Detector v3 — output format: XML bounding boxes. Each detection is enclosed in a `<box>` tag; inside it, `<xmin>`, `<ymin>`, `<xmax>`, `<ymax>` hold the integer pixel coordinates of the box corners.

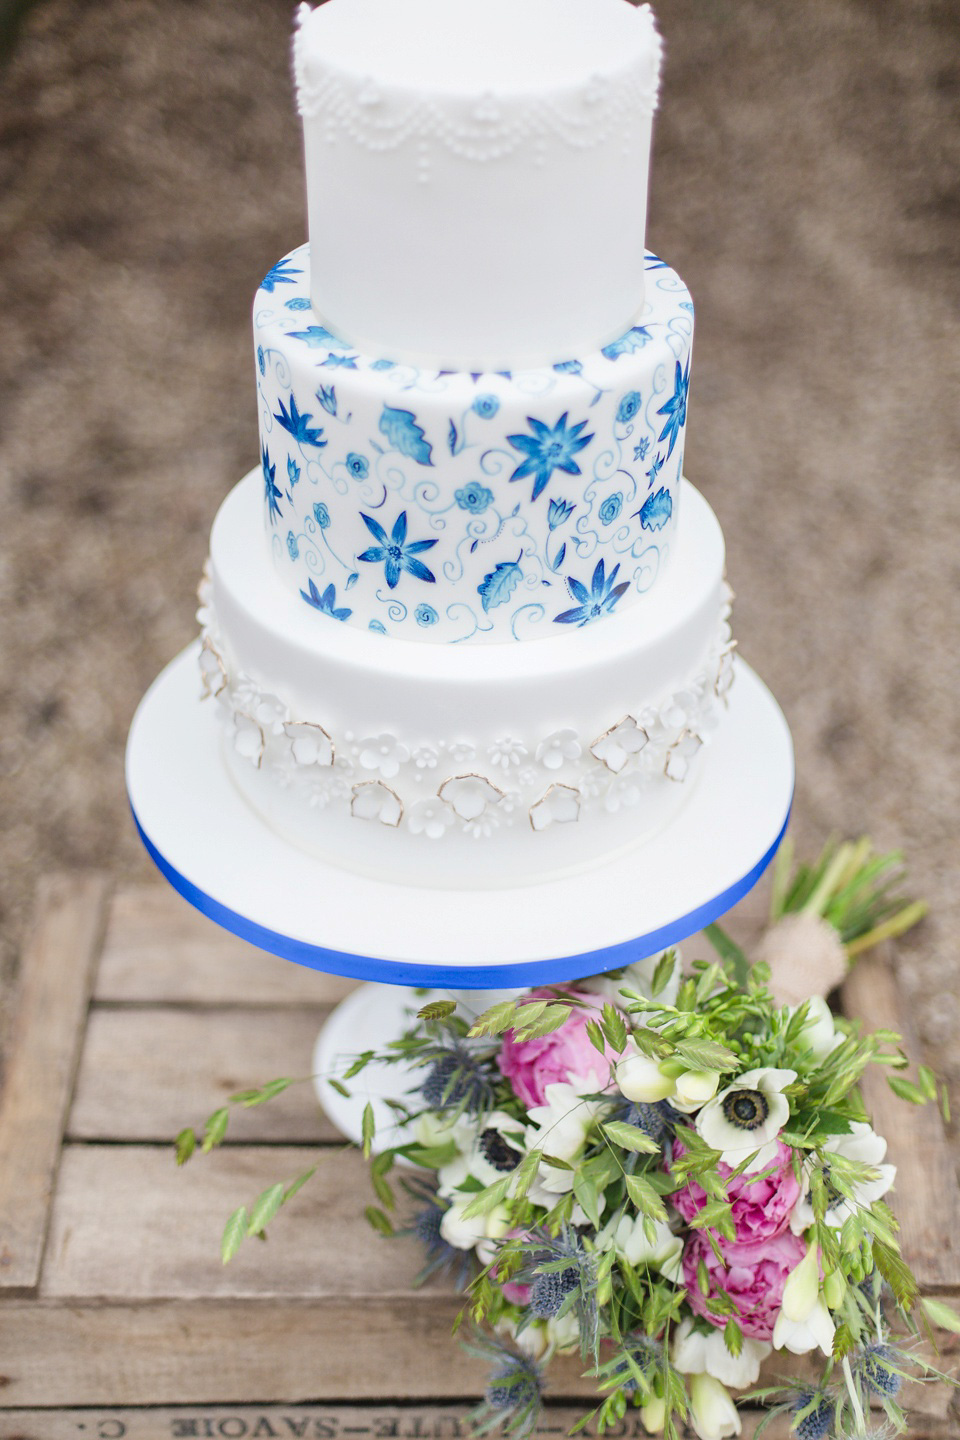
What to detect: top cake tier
<box><xmin>294</xmin><ymin>0</ymin><xmax>662</xmax><ymax>371</ymax></box>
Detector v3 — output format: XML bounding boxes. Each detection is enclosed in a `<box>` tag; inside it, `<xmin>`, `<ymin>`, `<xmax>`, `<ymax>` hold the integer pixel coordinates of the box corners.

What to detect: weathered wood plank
<box><xmin>0</xmin><ymin>873</ymin><xmax>111</xmax><ymax>1294</ymax></box>
<box><xmin>841</xmin><ymin>953</ymin><xmax>960</xmax><ymax>1291</ymax></box>
<box><xmin>0</xmin><ymin>1405</ymin><xmax>805</xmax><ymax>1440</ymax></box>
<box><xmin>69</xmin><ymin>1007</ymin><xmax>340</xmax><ymax>1144</ymax></box>
<box><xmin>96</xmin><ymin>886</ymin><xmax>356</xmax><ymax>1006</ymax></box>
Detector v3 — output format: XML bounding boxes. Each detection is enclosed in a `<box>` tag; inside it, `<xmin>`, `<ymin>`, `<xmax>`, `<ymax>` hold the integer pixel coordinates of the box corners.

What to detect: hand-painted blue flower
<box><xmin>274</xmin><ymin>393</ymin><xmax>327</xmax><ymax>448</ymax></box>
<box><xmin>553</xmin><ymin>359</ymin><xmax>582</xmax><ymax>376</ymax></box>
<box><xmin>313</xmin><ymin>502</ymin><xmax>331</xmax><ymax>529</ymax></box>
<box><xmin>599</xmin><ymin>492</ymin><xmax>623</xmax><ymax>526</ymax></box>
<box><xmin>300</xmin><ymin>579</ymin><xmax>352</xmax><ymax>622</ymax></box>
<box><xmin>322</xmin><ymin>353</ymin><xmax>358</xmax><ymax>369</ymax></box>
<box><xmin>633</xmin><ymin>436</ymin><xmax>650</xmax><ymax>462</ymax></box>
<box><xmin>257</xmin><ymin>345</ymin><xmax>265</xmax><ymax>376</ymax></box>
<box><xmin>260</xmin><ymin>258</ymin><xmax>302</xmax><ymax>292</ymax></box>
<box><xmin>547</xmin><ymin>498</ymin><xmax>575</xmax><ymax>530</ymax></box>
<box><xmin>602</xmin><ymin>326</ymin><xmax>651</xmax><ymax>361</ymax></box>
<box><xmin>455</xmin><ymin>482</ymin><xmax>493</xmax><ymax>514</ymax></box>
<box><xmin>554</xmin><ymin>559</ymin><xmax>630</xmax><ymax>626</ymax></box>
<box><xmin>646</xmin><ymin>453</ymin><xmax>664</xmax><ymax>486</ymax></box>
<box><xmin>316</xmin><ymin>384</ymin><xmax>337</xmax><ymax>417</ymax></box>
<box><xmin>657</xmin><ymin>358</ymin><xmax>690</xmax><ymax>459</ymax></box>
<box><xmin>262</xmin><ymin>444</ymin><xmax>282</xmax><ymax>525</ymax></box>
<box><xmin>346</xmin><ymin>452</ymin><xmax>369</xmax><ymax>479</ymax></box>
<box><xmin>357</xmin><ymin>511</ymin><xmax>438</xmax><ymax>589</ymax></box>
<box><xmin>286</xmin><ymin>324</ymin><xmax>351</xmax><ymax>350</ymax></box>
<box><xmin>508</xmin><ymin>413</ymin><xmax>594</xmax><ymax>502</ymax></box>
<box><xmin>286</xmin><ymin>531</ymin><xmax>299</xmax><ymax>561</ymax></box>
<box><xmin>370</xmin><ymin>358</ymin><xmax>397</xmax><ymax>372</ymax></box>
<box><xmin>616</xmin><ymin>391</ymin><xmax>642</xmax><ymax>424</ymax></box>
<box><xmin>284</xmin><ymin>296</ymin><xmax>311</xmax><ymax>311</ymax></box>
<box><xmin>415</xmin><ymin>603</ymin><xmax>439</xmax><ymax>627</ymax></box>
<box><xmin>369</xmin><ymin>619</ymin><xmax>387</xmax><ymax>634</ymax></box>
<box><xmin>472</xmin><ymin>393</ymin><xmax>500</xmax><ymax>419</ymax></box>
<box><xmin>379</xmin><ymin>406</ymin><xmax>434</xmax><ymax>466</ymax></box>
<box><xmin>637</xmin><ymin>486</ymin><xmax>673</xmax><ymax>532</ymax></box>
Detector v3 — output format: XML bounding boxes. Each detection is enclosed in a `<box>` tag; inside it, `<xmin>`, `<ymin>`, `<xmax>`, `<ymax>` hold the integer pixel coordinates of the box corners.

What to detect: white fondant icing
<box><xmin>200</xmin><ymin>472</ymin><xmax>733</xmax><ymax>888</ymax></box>
<box><xmin>255</xmin><ymin>245</ymin><xmax>692</xmax><ymax>644</ymax></box>
<box><xmin>294</xmin><ymin>0</ymin><xmax>661</xmax><ymax>367</ymax></box>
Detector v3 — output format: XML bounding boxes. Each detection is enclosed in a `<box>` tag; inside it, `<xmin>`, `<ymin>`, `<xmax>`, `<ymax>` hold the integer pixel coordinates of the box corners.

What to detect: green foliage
<box><xmin>416</xmin><ymin>999</ymin><xmax>458</xmax><ymax>1021</ymax></box>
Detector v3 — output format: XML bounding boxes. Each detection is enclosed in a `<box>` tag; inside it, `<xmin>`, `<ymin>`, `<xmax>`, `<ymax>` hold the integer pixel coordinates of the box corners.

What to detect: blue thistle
<box><xmin>466</xmin><ymin>1334</ymin><xmax>544</xmax><ymax>1439</ymax></box>
<box><xmin>791</xmin><ymin>1391</ymin><xmax>835</xmax><ymax>1440</ymax></box>
<box><xmin>859</xmin><ymin>1342</ymin><xmax>903</xmax><ymax>1398</ymax></box>
<box><xmin>416</xmin><ymin>1039</ymin><xmax>498</xmax><ymax>1117</ymax></box>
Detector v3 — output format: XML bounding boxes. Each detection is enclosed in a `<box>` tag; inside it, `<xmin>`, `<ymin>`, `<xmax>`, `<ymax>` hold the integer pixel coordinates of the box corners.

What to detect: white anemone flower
<box><xmin>601</xmin><ymin>1214</ymin><xmax>683</xmax><ymax>1283</ymax></box>
<box><xmin>772</xmin><ymin>1296</ymin><xmax>835</xmax><ymax>1356</ymax></box>
<box><xmin>525</xmin><ymin>1080</ymin><xmax>605</xmax><ymax>1168</ymax></box>
<box><xmin>789</xmin><ymin>1120</ymin><xmax>896</xmax><ymax>1233</ymax></box>
<box><xmin>671</xmin><ymin>1317</ymin><xmax>770</xmax><ymax>1389</ymax></box>
<box><xmin>436</xmin><ymin>1109</ymin><xmax>527</xmax><ymax>1199</ymax></box>
<box><xmin>688</xmin><ymin>1373</ymin><xmax>741</xmax><ymax>1440</ymax></box>
<box><xmin>696</xmin><ymin>1067</ymin><xmax>797</xmax><ymax>1172</ymax></box>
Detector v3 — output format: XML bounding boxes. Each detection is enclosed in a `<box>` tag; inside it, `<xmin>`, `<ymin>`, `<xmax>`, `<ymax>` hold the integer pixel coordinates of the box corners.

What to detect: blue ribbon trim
<box><xmin>130</xmin><ymin>798</ymin><xmax>792</xmax><ymax>989</ymax></box>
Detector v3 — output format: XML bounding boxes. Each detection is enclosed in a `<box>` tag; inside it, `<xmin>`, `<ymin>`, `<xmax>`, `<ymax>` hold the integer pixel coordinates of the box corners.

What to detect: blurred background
<box><xmin>0</xmin><ymin>0</ymin><xmax>957</xmax><ymax>1083</ymax></box>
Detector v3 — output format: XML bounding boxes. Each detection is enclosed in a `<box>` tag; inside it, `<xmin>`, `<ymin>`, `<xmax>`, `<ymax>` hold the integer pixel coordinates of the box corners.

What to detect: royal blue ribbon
<box><xmin>131</xmin><ymin>798</ymin><xmax>792</xmax><ymax>989</ymax></box>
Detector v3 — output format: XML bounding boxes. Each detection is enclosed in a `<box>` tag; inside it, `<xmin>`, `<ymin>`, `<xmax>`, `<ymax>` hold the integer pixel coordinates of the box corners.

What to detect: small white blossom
<box><xmin>198</xmin><ymin>638</ymin><xmax>228</xmax><ymax>698</ymax></box>
<box><xmin>536</xmin><ymin>728</ymin><xmax>582</xmax><ymax>771</ymax></box>
<box><xmin>664</xmin><ymin>731</ymin><xmax>704</xmax><ymax>783</ymax></box>
<box><xmin>449</xmin><ymin>740</ymin><xmax>477</xmax><ymax>765</ymax></box>
<box><xmin>603</xmin><ymin>773</ymin><xmax>644</xmax><ymax>812</ymax></box>
<box><xmin>789</xmin><ymin>1121</ymin><xmax>895</xmax><ymax>1233</ymax></box>
<box><xmin>438</xmin><ymin>774</ymin><xmax>504</xmax><ymax>822</ymax></box>
<box><xmin>284</xmin><ymin>721</ymin><xmax>334</xmax><ymax>768</ymax></box>
<box><xmin>791</xmin><ymin>995</ymin><xmax>844</xmax><ymax>1061</ymax></box>
<box><xmin>350</xmin><ymin>780</ymin><xmax>402</xmax><ymax>827</ymax></box>
<box><xmin>772</xmin><ymin>1296</ymin><xmax>835</xmax><ymax>1356</ymax></box>
<box><xmin>529</xmin><ymin>783</ymin><xmax>581</xmax><ymax>831</ymax></box>
<box><xmin>601</xmin><ymin>1214</ymin><xmax>683</xmax><ymax>1283</ymax></box>
<box><xmin>358</xmin><ymin>732</ymin><xmax>409</xmax><ymax>779</ymax></box>
<box><xmin>591</xmin><ymin>716</ymin><xmax>649</xmax><ymax>774</ymax></box>
<box><xmin>411</xmin><ymin>744</ymin><xmax>439</xmax><ymax>771</ymax></box>
<box><xmin>233</xmin><ymin>713</ymin><xmax>265</xmax><ymax>768</ymax></box>
<box><xmin>408</xmin><ymin>797</ymin><xmax>456</xmax><ymax>840</ymax></box>
<box><xmin>671</xmin><ymin>1317</ymin><xmax>770</xmax><ymax>1389</ymax></box>
<box><xmin>696</xmin><ymin>1067</ymin><xmax>797</xmax><ymax>1172</ymax></box>
<box><xmin>487</xmin><ymin>736</ymin><xmax>528</xmax><ymax>769</ymax></box>
<box><xmin>614</xmin><ymin>1042</ymin><xmax>676</xmax><ymax>1103</ymax></box>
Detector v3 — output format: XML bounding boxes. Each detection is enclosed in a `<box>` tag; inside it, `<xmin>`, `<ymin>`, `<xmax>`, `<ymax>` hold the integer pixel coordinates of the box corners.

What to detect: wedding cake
<box><xmin>197</xmin><ymin>0</ymin><xmax>736</xmax><ymax>890</ymax></box>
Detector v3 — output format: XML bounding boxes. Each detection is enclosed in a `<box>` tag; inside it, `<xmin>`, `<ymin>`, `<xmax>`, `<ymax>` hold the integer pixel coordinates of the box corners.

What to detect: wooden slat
<box><xmin>96</xmin><ymin>886</ymin><xmax>357</xmax><ymax>1006</ymax></box>
<box><xmin>0</xmin><ymin>1405</ymin><xmax>805</xmax><ymax>1440</ymax></box>
<box><xmin>841</xmin><ymin>952</ymin><xmax>960</xmax><ymax>1290</ymax></box>
<box><xmin>0</xmin><ymin>873</ymin><xmax>111</xmax><ymax>1294</ymax></box>
<box><xmin>68</xmin><ymin>1007</ymin><xmax>340</xmax><ymax>1143</ymax></box>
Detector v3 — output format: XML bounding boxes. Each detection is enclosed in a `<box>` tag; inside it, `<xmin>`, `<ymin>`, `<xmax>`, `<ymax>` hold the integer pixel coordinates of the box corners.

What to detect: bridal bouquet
<box><xmin>177</xmin><ymin>841</ymin><xmax>955</xmax><ymax>1440</ymax></box>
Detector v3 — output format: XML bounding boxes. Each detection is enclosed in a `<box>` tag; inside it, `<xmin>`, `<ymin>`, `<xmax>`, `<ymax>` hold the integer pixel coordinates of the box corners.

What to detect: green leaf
<box><xmin>873</xmin><ymin>1239</ymin><xmax>918</xmax><ymax>1310</ymax></box>
<box><xmin>601</xmin><ymin>1121</ymin><xmax>661</xmax><ymax>1154</ymax></box>
<box><xmin>624</xmin><ymin>1172</ymin><xmax>667</xmax><ymax>1222</ymax></box>
<box><xmin>361</xmin><ymin>1101</ymin><xmax>375</xmax><ymax>1159</ymax></box>
<box><xmin>512</xmin><ymin>1004</ymin><xmax>571</xmax><ymax>1041</ymax></box>
<box><xmin>221</xmin><ymin>1206</ymin><xmax>248</xmax><ymax>1264</ymax></box>
<box><xmin>573</xmin><ymin>1170</ymin><xmax>602</xmax><ymax>1230</ymax></box>
<box><xmin>674</xmin><ymin>1039</ymin><xmax>739</xmax><ymax>1073</ymax></box>
<box><xmin>917</xmin><ymin>1066</ymin><xmax>938</xmax><ymax>1101</ymax></box>
<box><xmin>703</xmin><ymin>922</ymin><xmax>749</xmax><ymax>987</ymax></box>
<box><xmin>512</xmin><ymin>1147</ymin><xmax>543</xmax><ymax>1202</ymax></box>
<box><xmin>651</xmin><ymin>949</ymin><xmax>677</xmax><ymax>999</ymax></box>
<box><xmin>174</xmin><ymin>1127</ymin><xmax>196</xmax><ymax>1166</ymax></box>
<box><xmin>468</xmin><ymin>999</ymin><xmax>521</xmax><ymax>1038</ymax></box>
<box><xmin>601</xmin><ymin>1003</ymin><xmax>628</xmax><ymax>1055</ymax></box>
<box><xmin>400</xmin><ymin>1140</ymin><xmax>458</xmax><ymax>1168</ymax></box>
<box><xmin>342</xmin><ymin>1051</ymin><xmax>375</xmax><ymax>1081</ymax></box>
<box><xmin>586</xmin><ymin>1018</ymin><xmax>607</xmax><ymax>1056</ymax></box>
<box><xmin>921</xmin><ymin>1297</ymin><xmax>960</xmax><ymax>1335</ymax></box>
<box><xmin>887</xmin><ymin>1075</ymin><xmax>928</xmax><ymax>1105</ymax></box>
<box><xmin>247</xmin><ymin>1182</ymin><xmax>285</xmax><ymax>1237</ymax></box>
<box><xmin>364</xmin><ymin>1205</ymin><xmax>394</xmax><ymax>1236</ymax></box>
<box><xmin>416</xmin><ymin>1000</ymin><xmax>457</xmax><ymax>1021</ymax></box>
<box><xmin>202</xmin><ymin>1107</ymin><xmax>229</xmax><ymax>1153</ymax></box>
<box><xmin>832</xmin><ymin>1322</ymin><xmax>856</xmax><ymax>1360</ymax></box>
<box><xmin>254</xmin><ymin>1077</ymin><xmax>294</xmax><ymax>1104</ymax></box>
<box><xmin>723</xmin><ymin>1318</ymin><xmax>743</xmax><ymax>1358</ymax></box>
<box><xmin>282</xmin><ymin>1166</ymin><xmax>317</xmax><ymax>1206</ymax></box>
<box><xmin>460</xmin><ymin>1172</ymin><xmax>513</xmax><ymax>1221</ymax></box>
<box><xmin>327</xmin><ymin>1078</ymin><xmax>351</xmax><ymax>1099</ymax></box>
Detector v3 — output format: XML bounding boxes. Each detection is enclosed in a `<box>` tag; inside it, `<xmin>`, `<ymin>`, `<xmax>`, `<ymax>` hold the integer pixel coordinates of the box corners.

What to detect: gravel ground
<box><xmin>1</xmin><ymin>1</ymin><xmax>958</xmax><ymax>1077</ymax></box>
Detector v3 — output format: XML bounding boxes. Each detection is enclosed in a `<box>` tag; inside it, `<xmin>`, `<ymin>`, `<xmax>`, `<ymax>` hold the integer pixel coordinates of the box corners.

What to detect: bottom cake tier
<box><xmin>199</xmin><ymin>472</ymin><xmax>734</xmax><ymax>889</ymax></box>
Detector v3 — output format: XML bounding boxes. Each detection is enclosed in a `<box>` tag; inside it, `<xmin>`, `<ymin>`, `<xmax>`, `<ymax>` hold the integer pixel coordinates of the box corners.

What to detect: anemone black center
<box><xmin>480</xmin><ymin>1127</ymin><xmax>523</xmax><ymax>1172</ymax></box>
<box><xmin>722</xmin><ymin>1088</ymin><xmax>769</xmax><ymax>1131</ymax></box>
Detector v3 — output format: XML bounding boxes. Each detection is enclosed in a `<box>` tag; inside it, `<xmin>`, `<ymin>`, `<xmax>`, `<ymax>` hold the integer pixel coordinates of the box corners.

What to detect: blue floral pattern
<box><xmin>300</xmin><ymin>579</ymin><xmax>352</xmax><ymax>621</ymax></box>
<box><xmin>255</xmin><ymin>243</ymin><xmax>692</xmax><ymax>642</ymax></box>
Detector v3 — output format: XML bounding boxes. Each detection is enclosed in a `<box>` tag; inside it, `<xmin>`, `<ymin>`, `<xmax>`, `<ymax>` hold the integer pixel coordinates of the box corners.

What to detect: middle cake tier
<box><xmin>199</xmin><ymin>472</ymin><xmax>733</xmax><ymax>890</ymax></box>
<box><xmin>255</xmin><ymin>244</ymin><xmax>693</xmax><ymax>644</ymax></box>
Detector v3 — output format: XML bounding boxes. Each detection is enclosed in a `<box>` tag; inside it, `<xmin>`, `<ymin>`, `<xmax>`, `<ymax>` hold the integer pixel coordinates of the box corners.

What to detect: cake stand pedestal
<box><xmin>127</xmin><ymin>644</ymin><xmax>794</xmax><ymax>1142</ymax></box>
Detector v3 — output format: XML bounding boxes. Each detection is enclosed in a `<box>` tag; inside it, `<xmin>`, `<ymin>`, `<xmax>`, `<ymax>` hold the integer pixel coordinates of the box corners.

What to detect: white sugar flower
<box><xmin>603</xmin><ymin>773</ymin><xmax>644</xmax><ymax>812</ymax></box>
<box><xmin>350</xmin><ymin>780</ymin><xmax>402</xmax><ymax>827</ymax></box>
<box><xmin>449</xmin><ymin>740</ymin><xmax>477</xmax><ymax>765</ymax></box>
<box><xmin>601</xmin><ymin>1214</ymin><xmax>683</xmax><ymax>1283</ymax></box>
<box><xmin>696</xmin><ymin>1067</ymin><xmax>797</xmax><ymax>1172</ymax></box>
<box><xmin>358</xmin><ymin>732</ymin><xmax>409</xmax><ymax>779</ymax></box>
<box><xmin>789</xmin><ymin>1121</ymin><xmax>895</xmax><ymax>1233</ymax></box>
<box><xmin>671</xmin><ymin>1317</ymin><xmax>770</xmax><ymax>1389</ymax></box>
<box><xmin>529</xmin><ymin>783</ymin><xmax>581</xmax><ymax>831</ymax></box>
<box><xmin>536</xmin><ymin>728</ymin><xmax>582</xmax><ymax>771</ymax></box>
<box><xmin>487</xmin><ymin>736</ymin><xmax>527</xmax><ymax>769</ymax></box>
<box><xmin>688</xmin><ymin>1373</ymin><xmax>741</xmax><ymax>1440</ymax></box>
<box><xmin>408</xmin><ymin>797</ymin><xmax>455</xmax><ymax>840</ymax></box>
<box><xmin>233</xmin><ymin>713</ymin><xmax>265</xmax><ymax>767</ymax></box>
<box><xmin>590</xmin><ymin>716</ymin><xmax>649</xmax><ymax>774</ymax></box>
<box><xmin>438</xmin><ymin>774</ymin><xmax>504</xmax><ymax>822</ymax></box>
<box><xmin>411</xmin><ymin>744</ymin><xmax>439</xmax><ymax>771</ymax></box>
<box><xmin>284</xmin><ymin>720</ymin><xmax>334</xmax><ymax>768</ymax></box>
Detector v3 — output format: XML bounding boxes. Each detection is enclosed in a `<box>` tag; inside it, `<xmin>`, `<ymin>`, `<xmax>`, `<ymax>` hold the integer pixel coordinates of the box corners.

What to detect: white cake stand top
<box><xmin>126</xmin><ymin>646</ymin><xmax>793</xmax><ymax>988</ymax></box>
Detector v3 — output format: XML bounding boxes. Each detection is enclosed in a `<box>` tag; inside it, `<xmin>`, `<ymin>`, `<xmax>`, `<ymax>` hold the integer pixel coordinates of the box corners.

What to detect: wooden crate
<box><xmin>0</xmin><ymin>874</ymin><xmax>958</xmax><ymax>1438</ymax></box>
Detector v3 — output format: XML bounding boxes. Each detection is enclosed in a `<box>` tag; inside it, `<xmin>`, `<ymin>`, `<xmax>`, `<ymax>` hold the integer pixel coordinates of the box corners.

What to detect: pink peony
<box><xmin>682</xmin><ymin>1229</ymin><xmax>806</xmax><ymax>1341</ymax></box>
<box><xmin>672</xmin><ymin>1139</ymin><xmax>801</xmax><ymax>1244</ymax></box>
<box><xmin>498</xmin><ymin>988</ymin><xmax>617</xmax><ymax>1109</ymax></box>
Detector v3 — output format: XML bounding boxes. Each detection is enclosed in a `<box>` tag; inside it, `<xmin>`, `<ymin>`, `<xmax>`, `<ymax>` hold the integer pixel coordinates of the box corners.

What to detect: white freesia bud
<box><xmin>688</xmin><ymin>1373</ymin><xmax>741</xmax><ymax>1440</ymax></box>
<box><xmin>772</xmin><ymin>1296</ymin><xmax>835</xmax><ymax>1356</ymax></box>
<box><xmin>672</xmin><ymin>1069</ymin><xmax>721</xmax><ymax>1112</ymax></box>
<box><xmin>439</xmin><ymin>1196</ymin><xmax>487</xmax><ymax>1251</ymax></box>
<box><xmin>823</xmin><ymin>1269</ymin><xmax>846</xmax><ymax>1310</ymax></box>
<box><xmin>615</xmin><ymin>1045</ymin><xmax>677</xmax><ymax>1103</ymax></box>
<box><xmin>792</xmin><ymin>996</ymin><xmax>843</xmax><ymax>1060</ymax></box>
<box><xmin>781</xmin><ymin>1238</ymin><xmax>820</xmax><ymax>1323</ymax></box>
<box><xmin>475</xmin><ymin>1203</ymin><xmax>513</xmax><ymax>1265</ymax></box>
<box><xmin>640</xmin><ymin>1395</ymin><xmax>666</xmax><ymax>1434</ymax></box>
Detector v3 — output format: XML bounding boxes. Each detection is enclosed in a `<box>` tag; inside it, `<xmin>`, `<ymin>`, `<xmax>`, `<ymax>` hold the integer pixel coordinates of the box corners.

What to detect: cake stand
<box><xmin>127</xmin><ymin>642</ymin><xmax>793</xmax><ymax>1143</ymax></box>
